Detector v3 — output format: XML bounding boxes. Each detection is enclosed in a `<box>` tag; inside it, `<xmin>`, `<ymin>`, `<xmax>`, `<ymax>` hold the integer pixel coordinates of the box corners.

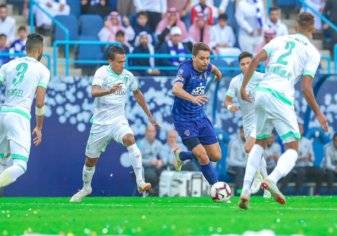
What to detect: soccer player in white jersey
<box><xmin>70</xmin><ymin>45</ymin><xmax>157</xmax><ymax>202</ymax></box>
<box><xmin>225</xmin><ymin>51</ymin><xmax>269</xmax><ymax>196</ymax></box>
<box><xmin>0</xmin><ymin>33</ymin><xmax>50</xmax><ymax>187</ymax></box>
<box><xmin>239</xmin><ymin>12</ymin><xmax>329</xmax><ymax>209</ymax></box>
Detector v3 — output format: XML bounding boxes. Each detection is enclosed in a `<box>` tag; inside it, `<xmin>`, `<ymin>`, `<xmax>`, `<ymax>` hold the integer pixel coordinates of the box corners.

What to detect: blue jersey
<box><xmin>172</xmin><ymin>60</ymin><xmax>212</xmax><ymax>122</ymax></box>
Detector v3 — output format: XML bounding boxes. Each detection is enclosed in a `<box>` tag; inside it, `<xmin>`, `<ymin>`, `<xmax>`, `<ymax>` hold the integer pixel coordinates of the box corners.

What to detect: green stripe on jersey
<box><xmin>0</xmin><ymin>107</ymin><xmax>31</xmax><ymax>120</ymax></box>
<box><xmin>37</xmin><ymin>82</ymin><xmax>48</xmax><ymax>89</ymax></box>
<box><xmin>280</xmin><ymin>131</ymin><xmax>301</xmax><ymax>142</ymax></box>
<box><xmin>11</xmin><ymin>154</ymin><xmax>29</xmax><ymax>162</ymax></box>
<box><xmin>256</xmin><ymin>87</ymin><xmax>293</xmax><ymax>106</ymax></box>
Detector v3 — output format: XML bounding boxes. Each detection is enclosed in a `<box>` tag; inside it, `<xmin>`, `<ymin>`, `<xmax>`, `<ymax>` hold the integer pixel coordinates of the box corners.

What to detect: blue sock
<box><xmin>179</xmin><ymin>151</ymin><xmax>195</xmax><ymax>161</ymax></box>
<box><xmin>200</xmin><ymin>163</ymin><xmax>218</xmax><ymax>185</ymax></box>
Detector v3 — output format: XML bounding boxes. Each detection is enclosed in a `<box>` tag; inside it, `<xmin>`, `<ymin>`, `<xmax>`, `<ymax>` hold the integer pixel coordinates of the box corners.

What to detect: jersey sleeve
<box><xmin>303</xmin><ymin>50</ymin><xmax>320</xmax><ymax>79</ymax></box>
<box><xmin>226</xmin><ymin>79</ymin><xmax>236</xmax><ymax>98</ymax></box>
<box><xmin>129</xmin><ymin>73</ymin><xmax>140</xmax><ymax>91</ymax></box>
<box><xmin>173</xmin><ymin>63</ymin><xmax>189</xmax><ymax>85</ymax></box>
<box><xmin>38</xmin><ymin>66</ymin><xmax>50</xmax><ymax>89</ymax></box>
<box><xmin>92</xmin><ymin>67</ymin><xmax>105</xmax><ymax>87</ymax></box>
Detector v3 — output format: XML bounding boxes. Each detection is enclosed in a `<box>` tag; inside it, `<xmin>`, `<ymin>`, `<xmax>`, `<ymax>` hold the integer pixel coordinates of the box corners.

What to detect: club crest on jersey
<box><xmin>184</xmin><ymin>129</ymin><xmax>190</xmax><ymax>136</ymax></box>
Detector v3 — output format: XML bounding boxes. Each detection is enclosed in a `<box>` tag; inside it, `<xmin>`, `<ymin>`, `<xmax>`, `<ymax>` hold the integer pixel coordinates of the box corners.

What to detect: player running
<box><xmin>225</xmin><ymin>51</ymin><xmax>269</xmax><ymax>197</ymax></box>
<box><xmin>172</xmin><ymin>42</ymin><xmax>222</xmax><ymax>186</ymax></box>
<box><xmin>239</xmin><ymin>12</ymin><xmax>329</xmax><ymax>209</ymax></box>
<box><xmin>70</xmin><ymin>45</ymin><xmax>157</xmax><ymax>202</ymax></box>
<box><xmin>0</xmin><ymin>33</ymin><xmax>50</xmax><ymax>188</ymax></box>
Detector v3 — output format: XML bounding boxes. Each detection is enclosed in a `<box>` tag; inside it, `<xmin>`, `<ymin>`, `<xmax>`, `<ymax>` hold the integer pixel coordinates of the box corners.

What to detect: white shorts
<box><xmin>243</xmin><ymin>116</ymin><xmax>256</xmax><ymax>139</ymax></box>
<box><xmin>85</xmin><ymin>116</ymin><xmax>133</xmax><ymax>158</ymax></box>
<box><xmin>255</xmin><ymin>90</ymin><xmax>300</xmax><ymax>143</ymax></box>
<box><xmin>0</xmin><ymin>113</ymin><xmax>31</xmax><ymax>162</ymax></box>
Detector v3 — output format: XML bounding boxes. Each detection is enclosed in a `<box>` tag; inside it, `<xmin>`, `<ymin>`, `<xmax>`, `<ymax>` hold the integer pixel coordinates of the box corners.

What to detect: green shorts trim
<box><xmin>256</xmin><ymin>133</ymin><xmax>271</xmax><ymax>140</ymax></box>
<box><xmin>0</xmin><ymin>107</ymin><xmax>31</xmax><ymax>120</ymax></box>
<box><xmin>256</xmin><ymin>87</ymin><xmax>293</xmax><ymax>106</ymax></box>
<box><xmin>280</xmin><ymin>131</ymin><xmax>301</xmax><ymax>142</ymax></box>
<box><xmin>11</xmin><ymin>154</ymin><xmax>29</xmax><ymax>162</ymax></box>
<box><xmin>0</xmin><ymin>153</ymin><xmax>5</xmax><ymax>158</ymax></box>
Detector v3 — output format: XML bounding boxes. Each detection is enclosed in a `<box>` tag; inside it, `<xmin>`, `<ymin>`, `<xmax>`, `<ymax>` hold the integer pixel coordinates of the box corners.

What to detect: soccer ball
<box><xmin>210</xmin><ymin>182</ymin><xmax>232</xmax><ymax>202</ymax></box>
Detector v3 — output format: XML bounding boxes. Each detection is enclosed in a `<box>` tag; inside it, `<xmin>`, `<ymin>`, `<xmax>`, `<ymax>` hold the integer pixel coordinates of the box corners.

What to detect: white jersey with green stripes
<box><xmin>91</xmin><ymin>65</ymin><xmax>139</xmax><ymax>125</ymax></box>
<box><xmin>0</xmin><ymin>56</ymin><xmax>50</xmax><ymax>119</ymax></box>
<box><xmin>259</xmin><ymin>33</ymin><xmax>320</xmax><ymax>106</ymax></box>
<box><xmin>226</xmin><ymin>71</ymin><xmax>264</xmax><ymax>138</ymax></box>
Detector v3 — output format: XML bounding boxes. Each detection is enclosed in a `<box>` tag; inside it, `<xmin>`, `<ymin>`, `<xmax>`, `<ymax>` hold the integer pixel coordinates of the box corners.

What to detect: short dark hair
<box><xmin>0</xmin><ymin>4</ymin><xmax>7</xmax><ymax>9</ymax></box>
<box><xmin>297</xmin><ymin>12</ymin><xmax>315</xmax><ymax>30</ymax></box>
<box><xmin>107</xmin><ymin>45</ymin><xmax>125</xmax><ymax>61</ymax></box>
<box><xmin>218</xmin><ymin>13</ymin><xmax>228</xmax><ymax>21</ymax></box>
<box><xmin>115</xmin><ymin>30</ymin><xmax>125</xmax><ymax>38</ymax></box>
<box><xmin>138</xmin><ymin>11</ymin><xmax>148</xmax><ymax>18</ymax></box>
<box><xmin>192</xmin><ymin>42</ymin><xmax>211</xmax><ymax>56</ymax></box>
<box><xmin>0</xmin><ymin>33</ymin><xmax>7</xmax><ymax>39</ymax></box>
<box><xmin>269</xmin><ymin>6</ymin><xmax>280</xmax><ymax>14</ymax></box>
<box><xmin>238</xmin><ymin>51</ymin><xmax>253</xmax><ymax>62</ymax></box>
<box><xmin>26</xmin><ymin>33</ymin><xmax>43</xmax><ymax>53</ymax></box>
<box><xmin>18</xmin><ymin>25</ymin><xmax>27</xmax><ymax>32</ymax></box>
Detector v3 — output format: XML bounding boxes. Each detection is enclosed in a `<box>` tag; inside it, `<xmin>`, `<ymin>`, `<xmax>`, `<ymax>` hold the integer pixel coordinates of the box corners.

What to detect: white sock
<box><xmin>268</xmin><ymin>149</ymin><xmax>298</xmax><ymax>184</ymax></box>
<box><xmin>0</xmin><ymin>160</ymin><xmax>26</xmax><ymax>188</ymax></box>
<box><xmin>127</xmin><ymin>144</ymin><xmax>144</xmax><ymax>186</ymax></box>
<box><xmin>82</xmin><ymin>165</ymin><xmax>95</xmax><ymax>189</ymax></box>
<box><xmin>242</xmin><ymin>144</ymin><xmax>264</xmax><ymax>193</ymax></box>
<box><xmin>259</xmin><ymin>154</ymin><xmax>268</xmax><ymax>178</ymax></box>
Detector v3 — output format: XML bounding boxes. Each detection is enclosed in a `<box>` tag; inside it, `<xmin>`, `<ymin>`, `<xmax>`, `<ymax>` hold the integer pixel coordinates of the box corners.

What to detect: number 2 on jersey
<box><xmin>13</xmin><ymin>63</ymin><xmax>28</xmax><ymax>86</ymax></box>
<box><xmin>276</xmin><ymin>41</ymin><xmax>296</xmax><ymax>65</ymax></box>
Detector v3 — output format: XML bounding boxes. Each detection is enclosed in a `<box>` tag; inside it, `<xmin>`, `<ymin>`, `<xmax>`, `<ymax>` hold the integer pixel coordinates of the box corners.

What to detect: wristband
<box><xmin>35</xmin><ymin>106</ymin><xmax>45</xmax><ymax>116</ymax></box>
<box><xmin>227</xmin><ymin>104</ymin><xmax>233</xmax><ymax>110</ymax></box>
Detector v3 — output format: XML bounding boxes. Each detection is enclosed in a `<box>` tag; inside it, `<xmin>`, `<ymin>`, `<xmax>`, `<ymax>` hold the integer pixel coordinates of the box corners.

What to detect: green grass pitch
<box><xmin>1</xmin><ymin>196</ymin><xmax>337</xmax><ymax>235</ymax></box>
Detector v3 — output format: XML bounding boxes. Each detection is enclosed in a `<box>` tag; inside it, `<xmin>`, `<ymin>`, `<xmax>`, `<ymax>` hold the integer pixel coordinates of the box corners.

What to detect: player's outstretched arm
<box><xmin>133</xmin><ymin>89</ymin><xmax>159</xmax><ymax>128</ymax></box>
<box><xmin>301</xmin><ymin>76</ymin><xmax>329</xmax><ymax>131</ymax></box>
<box><xmin>240</xmin><ymin>50</ymin><xmax>267</xmax><ymax>101</ymax></box>
<box><xmin>91</xmin><ymin>83</ymin><xmax>122</xmax><ymax>97</ymax></box>
<box><xmin>33</xmin><ymin>87</ymin><xmax>46</xmax><ymax>146</ymax></box>
<box><xmin>211</xmin><ymin>64</ymin><xmax>222</xmax><ymax>81</ymax></box>
<box><xmin>172</xmin><ymin>82</ymin><xmax>208</xmax><ymax>106</ymax></box>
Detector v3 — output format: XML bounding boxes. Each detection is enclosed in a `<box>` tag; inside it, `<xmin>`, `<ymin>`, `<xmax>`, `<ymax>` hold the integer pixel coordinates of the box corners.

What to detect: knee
<box><xmin>123</xmin><ymin>134</ymin><xmax>136</xmax><ymax>146</ymax></box>
<box><xmin>85</xmin><ymin>158</ymin><xmax>98</xmax><ymax>167</ymax></box>
<box><xmin>13</xmin><ymin>160</ymin><xmax>27</xmax><ymax>174</ymax></box>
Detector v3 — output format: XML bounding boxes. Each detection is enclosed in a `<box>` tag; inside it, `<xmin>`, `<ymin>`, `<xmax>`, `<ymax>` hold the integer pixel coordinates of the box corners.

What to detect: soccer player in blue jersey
<box><xmin>172</xmin><ymin>42</ymin><xmax>222</xmax><ymax>186</ymax></box>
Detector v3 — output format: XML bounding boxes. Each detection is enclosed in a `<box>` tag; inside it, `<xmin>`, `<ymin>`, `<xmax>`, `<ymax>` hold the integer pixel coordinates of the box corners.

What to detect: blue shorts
<box><xmin>174</xmin><ymin>117</ymin><xmax>218</xmax><ymax>149</ymax></box>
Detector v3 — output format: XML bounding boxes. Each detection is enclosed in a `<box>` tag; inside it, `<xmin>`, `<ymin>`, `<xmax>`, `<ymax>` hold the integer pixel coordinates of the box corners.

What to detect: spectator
<box><xmin>322</xmin><ymin>132</ymin><xmax>337</xmax><ymax>195</ymax></box>
<box><xmin>167</xmin><ymin>0</ymin><xmax>191</xmax><ymax>20</ymax></box>
<box><xmin>115</xmin><ymin>30</ymin><xmax>132</xmax><ymax>54</ymax></box>
<box><xmin>235</xmin><ymin>0</ymin><xmax>265</xmax><ymax>54</ymax></box>
<box><xmin>9</xmin><ymin>26</ymin><xmax>28</xmax><ymax>57</ymax></box>
<box><xmin>156</xmin><ymin>26</ymin><xmax>190</xmax><ymax>76</ymax></box>
<box><xmin>255</xmin><ymin>29</ymin><xmax>276</xmax><ymax>54</ymax></box>
<box><xmin>210</xmin><ymin>13</ymin><xmax>236</xmax><ymax>53</ymax></box>
<box><xmin>156</xmin><ymin>7</ymin><xmax>188</xmax><ymax>44</ymax></box>
<box><xmin>81</xmin><ymin>0</ymin><xmax>110</xmax><ymax>18</ymax></box>
<box><xmin>35</xmin><ymin>0</ymin><xmax>70</xmax><ymax>34</ymax></box>
<box><xmin>98</xmin><ymin>11</ymin><xmax>135</xmax><ymax>43</ymax></box>
<box><xmin>0</xmin><ymin>4</ymin><xmax>16</xmax><ymax>44</ymax></box>
<box><xmin>117</xmin><ymin>0</ymin><xmax>135</xmax><ymax>17</ymax></box>
<box><xmin>226</xmin><ymin>126</ymin><xmax>247</xmax><ymax>195</ymax></box>
<box><xmin>264</xmin><ymin>133</ymin><xmax>281</xmax><ymax>174</ymax></box>
<box><xmin>282</xmin><ymin>123</ymin><xmax>323</xmax><ymax>195</ymax></box>
<box><xmin>0</xmin><ymin>34</ymin><xmax>10</xmax><ymax>66</ymax></box>
<box><xmin>218</xmin><ymin>0</ymin><xmax>230</xmax><ymax>14</ymax></box>
<box><xmin>266</xmin><ymin>7</ymin><xmax>288</xmax><ymax>37</ymax></box>
<box><xmin>138</xmin><ymin>124</ymin><xmax>164</xmax><ymax>195</ymax></box>
<box><xmin>161</xmin><ymin>129</ymin><xmax>199</xmax><ymax>171</ymax></box>
<box><xmin>191</xmin><ymin>0</ymin><xmax>214</xmax><ymax>25</ymax></box>
<box><xmin>323</xmin><ymin>0</ymin><xmax>337</xmax><ymax>55</ymax></box>
<box><xmin>133</xmin><ymin>11</ymin><xmax>152</xmax><ymax>37</ymax></box>
<box><xmin>188</xmin><ymin>13</ymin><xmax>211</xmax><ymax>44</ymax></box>
<box><xmin>130</xmin><ymin>32</ymin><xmax>160</xmax><ymax>76</ymax></box>
<box><xmin>133</xmin><ymin>0</ymin><xmax>167</xmax><ymax>32</ymax></box>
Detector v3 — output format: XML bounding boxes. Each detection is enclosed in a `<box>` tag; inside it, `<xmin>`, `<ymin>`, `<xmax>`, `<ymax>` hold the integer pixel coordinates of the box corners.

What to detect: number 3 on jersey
<box><xmin>13</xmin><ymin>63</ymin><xmax>28</xmax><ymax>86</ymax></box>
<box><xmin>276</xmin><ymin>41</ymin><xmax>296</xmax><ymax>65</ymax></box>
